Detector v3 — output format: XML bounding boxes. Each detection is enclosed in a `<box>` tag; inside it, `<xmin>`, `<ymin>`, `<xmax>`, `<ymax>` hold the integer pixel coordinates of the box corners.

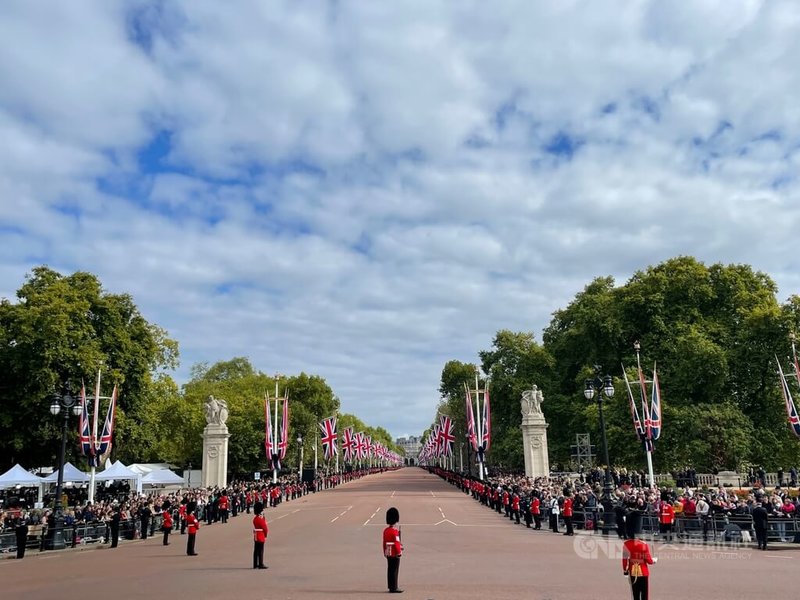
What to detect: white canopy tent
<box><xmin>0</xmin><ymin>465</ymin><xmax>44</xmax><ymax>489</ymax></box>
<box><xmin>42</xmin><ymin>462</ymin><xmax>90</xmax><ymax>484</ymax></box>
<box><xmin>140</xmin><ymin>469</ymin><xmax>184</xmax><ymax>486</ymax></box>
<box><xmin>95</xmin><ymin>460</ymin><xmax>140</xmax><ymax>485</ymax></box>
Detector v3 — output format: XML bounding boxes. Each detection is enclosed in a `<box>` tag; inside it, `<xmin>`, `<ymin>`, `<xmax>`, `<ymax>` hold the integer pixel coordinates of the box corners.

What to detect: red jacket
<box><xmin>502</xmin><ymin>492</ymin><xmax>510</xmax><ymax>506</ymax></box>
<box><xmin>563</xmin><ymin>498</ymin><xmax>573</xmax><ymax>517</ymax></box>
<box><xmin>511</xmin><ymin>495</ymin><xmax>520</xmax><ymax>511</ymax></box>
<box><xmin>659</xmin><ymin>503</ymin><xmax>675</xmax><ymax>524</ymax></box>
<box><xmin>186</xmin><ymin>514</ymin><xmax>200</xmax><ymax>535</ymax></box>
<box><xmin>382</xmin><ymin>526</ymin><xmax>402</xmax><ymax>558</ymax></box>
<box><xmin>253</xmin><ymin>515</ymin><xmax>268</xmax><ymax>543</ymax></box>
<box><xmin>162</xmin><ymin>512</ymin><xmax>173</xmax><ymax>529</ymax></box>
<box><xmin>531</xmin><ymin>498</ymin><xmax>540</xmax><ymax>515</ymax></box>
<box><xmin>622</xmin><ymin>539</ymin><xmax>654</xmax><ymax>577</ymax></box>
<box><xmin>219</xmin><ymin>496</ymin><xmax>229</xmax><ymax>510</ymax></box>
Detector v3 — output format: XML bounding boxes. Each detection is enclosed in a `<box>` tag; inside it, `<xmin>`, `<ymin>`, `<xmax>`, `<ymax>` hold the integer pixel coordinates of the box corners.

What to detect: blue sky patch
<box><xmin>543</xmin><ymin>131</ymin><xmax>584</xmax><ymax>159</ymax></box>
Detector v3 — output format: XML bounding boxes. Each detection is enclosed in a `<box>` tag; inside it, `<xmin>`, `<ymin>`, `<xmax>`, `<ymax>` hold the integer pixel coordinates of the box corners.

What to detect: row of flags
<box><xmin>622</xmin><ymin>359</ymin><xmax>662</xmax><ymax>451</ymax></box>
<box><xmin>264</xmin><ymin>395</ymin><xmax>289</xmax><ymax>470</ymax></box>
<box><xmin>777</xmin><ymin>336</ymin><xmax>800</xmax><ymax>438</ymax></box>
<box><xmin>315</xmin><ymin>416</ymin><xmax>403</xmax><ymax>464</ymax></box>
<box><xmin>78</xmin><ymin>371</ymin><xmax>118</xmax><ymax>468</ymax></box>
<box><xmin>418</xmin><ymin>414</ymin><xmax>456</xmax><ymax>463</ymax></box>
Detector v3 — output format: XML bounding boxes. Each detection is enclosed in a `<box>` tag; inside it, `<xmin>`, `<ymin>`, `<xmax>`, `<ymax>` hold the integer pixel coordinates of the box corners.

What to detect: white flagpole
<box><xmin>314</xmin><ymin>430</ymin><xmax>319</xmax><ymax>470</ymax></box>
<box><xmin>89</xmin><ymin>370</ymin><xmax>101</xmax><ymax>504</ymax></box>
<box><xmin>273</xmin><ymin>380</ymin><xmax>279</xmax><ymax>484</ymax></box>
<box><xmin>473</xmin><ymin>373</ymin><xmax>484</xmax><ymax>481</ymax></box>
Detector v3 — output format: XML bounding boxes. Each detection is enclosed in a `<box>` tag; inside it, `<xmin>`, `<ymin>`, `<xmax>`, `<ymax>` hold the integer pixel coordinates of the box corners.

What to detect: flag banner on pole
<box><xmin>623</xmin><ymin>367</ymin><xmax>653</xmax><ymax>452</ymax></box>
<box><xmin>777</xmin><ymin>358</ymin><xmax>800</xmax><ymax>438</ymax></box>
<box><xmin>95</xmin><ymin>384</ymin><xmax>117</xmax><ymax>462</ymax></box>
<box><xmin>649</xmin><ymin>364</ymin><xmax>662</xmax><ymax>440</ymax></box>
<box><xmin>439</xmin><ymin>415</ymin><xmax>455</xmax><ymax>457</ymax></box>
<box><xmin>278</xmin><ymin>397</ymin><xmax>289</xmax><ymax>460</ymax></box>
<box><xmin>319</xmin><ymin>416</ymin><xmax>338</xmax><ymax>460</ymax></box>
<box><xmin>264</xmin><ymin>394</ymin><xmax>274</xmax><ymax>457</ymax></box>
<box><xmin>481</xmin><ymin>386</ymin><xmax>491</xmax><ymax>451</ymax></box>
<box><xmin>465</xmin><ymin>385</ymin><xmax>478</xmax><ymax>451</ymax></box>
<box><xmin>342</xmin><ymin>427</ymin><xmax>354</xmax><ymax>462</ymax></box>
<box><xmin>79</xmin><ymin>382</ymin><xmax>93</xmax><ymax>463</ymax></box>
<box><xmin>637</xmin><ymin>360</ymin><xmax>653</xmax><ymax>443</ymax></box>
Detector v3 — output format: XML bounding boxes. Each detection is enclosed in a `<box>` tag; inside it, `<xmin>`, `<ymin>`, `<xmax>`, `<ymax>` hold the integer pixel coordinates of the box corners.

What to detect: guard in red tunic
<box><xmin>562</xmin><ymin>492</ymin><xmax>574</xmax><ymax>536</ymax></box>
<box><xmin>219</xmin><ymin>491</ymin><xmax>230</xmax><ymax>523</ymax></box>
<box><xmin>252</xmin><ymin>501</ymin><xmax>268</xmax><ymax>569</ymax></box>
<box><xmin>383</xmin><ymin>507</ymin><xmax>403</xmax><ymax>594</ymax></box>
<box><xmin>186</xmin><ymin>503</ymin><xmax>200</xmax><ymax>556</ymax></box>
<box><xmin>511</xmin><ymin>491</ymin><xmax>521</xmax><ymax>524</ymax></box>
<box><xmin>161</xmin><ymin>503</ymin><xmax>173</xmax><ymax>546</ymax></box>
<box><xmin>622</xmin><ymin>513</ymin><xmax>656</xmax><ymax>600</ymax></box>
<box><xmin>658</xmin><ymin>495</ymin><xmax>675</xmax><ymax>543</ymax></box>
<box><xmin>531</xmin><ymin>495</ymin><xmax>542</xmax><ymax>530</ymax></box>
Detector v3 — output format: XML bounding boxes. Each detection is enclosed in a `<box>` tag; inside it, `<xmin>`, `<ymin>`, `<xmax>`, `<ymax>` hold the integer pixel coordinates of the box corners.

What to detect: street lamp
<box><xmin>45</xmin><ymin>384</ymin><xmax>82</xmax><ymax>550</ymax></box>
<box><xmin>583</xmin><ymin>366</ymin><xmax>616</xmax><ymax>534</ymax></box>
<box><xmin>297</xmin><ymin>434</ymin><xmax>304</xmax><ymax>480</ymax></box>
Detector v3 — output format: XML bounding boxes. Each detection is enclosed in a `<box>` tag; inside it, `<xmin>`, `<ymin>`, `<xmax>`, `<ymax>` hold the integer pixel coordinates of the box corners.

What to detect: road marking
<box><xmin>330</xmin><ymin>505</ymin><xmax>353</xmax><ymax>523</ymax></box>
<box><xmin>433</xmin><ymin>519</ymin><xmax>457</xmax><ymax>526</ymax></box>
<box><xmin>391</xmin><ymin>490</ymin><xmax>396</xmax><ymax>498</ymax></box>
<box><xmin>363</xmin><ymin>506</ymin><xmax>381</xmax><ymax>526</ymax></box>
<box><xmin>438</xmin><ymin>506</ymin><xmax>446</xmax><ymax>519</ymax></box>
<box><xmin>430</xmin><ymin>490</ymin><xmax>436</xmax><ymax>498</ymax></box>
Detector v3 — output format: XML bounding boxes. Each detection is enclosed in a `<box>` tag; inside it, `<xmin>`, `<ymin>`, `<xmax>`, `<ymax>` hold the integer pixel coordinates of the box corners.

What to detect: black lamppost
<box><xmin>584</xmin><ymin>366</ymin><xmax>616</xmax><ymax>533</ymax></box>
<box><xmin>45</xmin><ymin>384</ymin><xmax>82</xmax><ymax>550</ymax></box>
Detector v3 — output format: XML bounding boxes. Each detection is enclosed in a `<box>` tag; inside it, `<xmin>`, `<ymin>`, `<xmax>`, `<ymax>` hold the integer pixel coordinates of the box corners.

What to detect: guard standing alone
<box><xmin>162</xmin><ymin>503</ymin><xmax>173</xmax><ymax>546</ymax></box>
<box><xmin>15</xmin><ymin>512</ymin><xmax>28</xmax><ymax>559</ymax></box>
<box><xmin>252</xmin><ymin>501</ymin><xmax>268</xmax><ymax>569</ymax></box>
<box><xmin>622</xmin><ymin>512</ymin><xmax>657</xmax><ymax>600</ymax></box>
<box><xmin>186</xmin><ymin>503</ymin><xmax>200</xmax><ymax>556</ymax></box>
<box><xmin>383</xmin><ymin>507</ymin><xmax>403</xmax><ymax>594</ymax></box>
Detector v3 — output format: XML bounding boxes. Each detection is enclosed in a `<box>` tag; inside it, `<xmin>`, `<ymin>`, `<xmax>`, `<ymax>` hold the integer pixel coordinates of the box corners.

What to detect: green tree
<box><xmin>0</xmin><ymin>266</ymin><xmax>178</xmax><ymax>469</ymax></box>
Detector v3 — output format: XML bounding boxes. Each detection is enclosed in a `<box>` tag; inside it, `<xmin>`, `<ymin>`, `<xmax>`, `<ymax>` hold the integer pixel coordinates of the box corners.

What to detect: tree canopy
<box><xmin>437</xmin><ymin>257</ymin><xmax>800</xmax><ymax>473</ymax></box>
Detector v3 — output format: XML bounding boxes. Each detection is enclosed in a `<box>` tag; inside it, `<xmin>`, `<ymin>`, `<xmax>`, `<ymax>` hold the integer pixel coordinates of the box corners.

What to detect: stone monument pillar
<box><xmin>202</xmin><ymin>395</ymin><xmax>230</xmax><ymax>488</ymax></box>
<box><xmin>520</xmin><ymin>385</ymin><xmax>550</xmax><ymax>479</ymax></box>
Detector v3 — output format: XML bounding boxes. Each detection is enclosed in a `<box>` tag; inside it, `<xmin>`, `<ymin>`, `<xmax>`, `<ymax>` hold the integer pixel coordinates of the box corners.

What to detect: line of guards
<box><xmin>429</xmin><ymin>467</ymin><xmax>800</xmax><ymax>546</ymax></box>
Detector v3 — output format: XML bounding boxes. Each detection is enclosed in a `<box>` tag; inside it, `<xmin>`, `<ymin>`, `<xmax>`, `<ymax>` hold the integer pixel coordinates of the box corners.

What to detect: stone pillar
<box><xmin>520</xmin><ymin>385</ymin><xmax>550</xmax><ymax>479</ymax></box>
<box><xmin>202</xmin><ymin>423</ymin><xmax>230</xmax><ymax>488</ymax></box>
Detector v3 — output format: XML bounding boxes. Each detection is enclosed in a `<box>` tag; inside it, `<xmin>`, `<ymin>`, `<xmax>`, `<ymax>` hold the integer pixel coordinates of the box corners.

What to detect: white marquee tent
<box><xmin>42</xmin><ymin>462</ymin><xmax>89</xmax><ymax>484</ymax></box>
<box><xmin>0</xmin><ymin>464</ymin><xmax>43</xmax><ymax>489</ymax></box>
<box><xmin>94</xmin><ymin>460</ymin><xmax>140</xmax><ymax>484</ymax></box>
<box><xmin>140</xmin><ymin>469</ymin><xmax>184</xmax><ymax>486</ymax></box>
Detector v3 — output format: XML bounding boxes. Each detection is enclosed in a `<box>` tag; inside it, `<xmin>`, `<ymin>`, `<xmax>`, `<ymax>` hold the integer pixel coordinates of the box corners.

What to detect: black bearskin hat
<box><xmin>254</xmin><ymin>501</ymin><xmax>264</xmax><ymax>515</ymax></box>
<box><xmin>386</xmin><ymin>506</ymin><xmax>400</xmax><ymax>525</ymax></box>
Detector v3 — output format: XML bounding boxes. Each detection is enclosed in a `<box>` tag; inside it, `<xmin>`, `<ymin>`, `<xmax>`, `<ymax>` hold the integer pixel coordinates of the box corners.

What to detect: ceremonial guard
<box><xmin>752</xmin><ymin>500</ymin><xmax>769</xmax><ymax>550</ymax></box>
<box><xmin>622</xmin><ymin>512</ymin><xmax>656</xmax><ymax>600</ymax></box>
<box><xmin>383</xmin><ymin>507</ymin><xmax>403</xmax><ymax>594</ymax></box>
<box><xmin>139</xmin><ymin>502</ymin><xmax>152</xmax><ymax>540</ymax></box>
<box><xmin>186</xmin><ymin>503</ymin><xmax>200</xmax><ymax>556</ymax></box>
<box><xmin>531</xmin><ymin>495</ymin><xmax>542</xmax><ymax>530</ymax></box>
<box><xmin>219</xmin><ymin>491</ymin><xmax>229</xmax><ymax>523</ymax></box>
<box><xmin>562</xmin><ymin>492</ymin><xmax>574</xmax><ymax>536</ymax></box>
<box><xmin>252</xmin><ymin>501</ymin><xmax>268</xmax><ymax>569</ymax></box>
<box><xmin>179</xmin><ymin>501</ymin><xmax>187</xmax><ymax>534</ymax></box>
<box><xmin>511</xmin><ymin>490</ymin><xmax>521</xmax><ymax>524</ymax></box>
<box><xmin>658</xmin><ymin>494</ymin><xmax>675</xmax><ymax>543</ymax></box>
<box><xmin>162</xmin><ymin>503</ymin><xmax>173</xmax><ymax>546</ymax></box>
<box><xmin>14</xmin><ymin>513</ymin><xmax>28</xmax><ymax>559</ymax></box>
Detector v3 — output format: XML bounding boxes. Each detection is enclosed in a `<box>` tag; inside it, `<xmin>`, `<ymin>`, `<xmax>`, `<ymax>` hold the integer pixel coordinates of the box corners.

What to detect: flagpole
<box><xmin>473</xmin><ymin>373</ymin><xmax>484</xmax><ymax>481</ymax></box>
<box><xmin>273</xmin><ymin>379</ymin><xmax>279</xmax><ymax>484</ymax></box>
<box><xmin>314</xmin><ymin>429</ymin><xmax>319</xmax><ymax>470</ymax></box>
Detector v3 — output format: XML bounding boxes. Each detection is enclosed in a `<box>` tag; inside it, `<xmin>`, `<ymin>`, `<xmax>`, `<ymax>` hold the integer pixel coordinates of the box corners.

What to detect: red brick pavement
<box><xmin>2</xmin><ymin>468</ymin><xmax>797</xmax><ymax>599</ymax></box>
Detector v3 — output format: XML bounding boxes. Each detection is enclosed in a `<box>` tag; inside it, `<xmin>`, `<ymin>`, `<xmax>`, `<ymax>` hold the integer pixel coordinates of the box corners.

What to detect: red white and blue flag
<box><xmin>465</xmin><ymin>385</ymin><xmax>478</xmax><ymax>451</ymax></box>
<box><xmin>319</xmin><ymin>416</ymin><xmax>338</xmax><ymax>460</ymax></box>
<box><xmin>94</xmin><ymin>384</ymin><xmax>117</xmax><ymax>462</ymax></box>
<box><xmin>342</xmin><ymin>427</ymin><xmax>355</xmax><ymax>462</ymax></box>
<box><xmin>481</xmin><ymin>387</ymin><xmax>491</xmax><ymax>451</ymax></box>
<box><xmin>777</xmin><ymin>358</ymin><xmax>800</xmax><ymax>438</ymax></box>
<box><xmin>264</xmin><ymin>394</ymin><xmax>276</xmax><ymax>467</ymax></box>
<box><xmin>278</xmin><ymin>397</ymin><xmax>289</xmax><ymax>460</ymax></box>
<box><xmin>78</xmin><ymin>383</ymin><xmax>93</xmax><ymax>464</ymax></box>
<box><xmin>649</xmin><ymin>365</ymin><xmax>662</xmax><ymax>440</ymax></box>
<box><xmin>623</xmin><ymin>366</ymin><xmax>654</xmax><ymax>452</ymax></box>
<box><xmin>438</xmin><ymin>415</ymin><xmax>455</xmax><ymax>457</ymax></box>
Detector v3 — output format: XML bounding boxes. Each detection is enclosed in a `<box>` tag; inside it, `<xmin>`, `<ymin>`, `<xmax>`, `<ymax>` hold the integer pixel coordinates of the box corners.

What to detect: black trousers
<box><xmin>755</xmin><ymin>526</ymin><xmax>767</xmax><ymax>549</ymax></box>
<box><xmin>221</xmin><ymin>509</ymin><xmax>228</xmax><ymax>523</ymax></box>
<box><xmin>386</xmin><ymin>557</ymin><xmax>400</xmax><ymax>592</ymax></box>
<box><xmin>629</xmin><ymin>575</ymin><xmax>648</xmax><ymax>600</ymax></box>
<box><xmin>140</xmin><ymin>520</ymin><xmax>149</xmax><ymax>539</ymax></box>
<box><xmin>550</xmin><ymin>514</ymin><xmax>559</xmax><ymax>532</ymax></box>
<box><xmin>659</xmin><ymin>522</ymin><xmax>673</xmax><ymax>542</ymax></box>
<box><xmin>253</xmin><ymin>541</ymin><xmax>265</xmax><ymax>568</ymax></box>
<box><xmin>564</xmin><ymin>516</ymin><xmax>573</xmax><ymax>535</ymax></box>
<box><xmin>187</xmin><ymin>533</ymin><xmax>197</xmax><ymax>555</ymax></box>
<box><xmin>16</xmin><ymin>529</ymin><xmax>27</xmax><ymax>559</ymax></box>
<box><xmin>163</xmin><ymin>528</ymin><xmax>170</xmax><ymax>545</ymax></box>
<box><xmin>110</xmin><ymin>525</ymin><xmax>119</xmax><ymax>548</ymax></box>
<box><xmin>533</xmin><ymin>514</ymin><xmax>541</xmax><ymax>529</ymax></box>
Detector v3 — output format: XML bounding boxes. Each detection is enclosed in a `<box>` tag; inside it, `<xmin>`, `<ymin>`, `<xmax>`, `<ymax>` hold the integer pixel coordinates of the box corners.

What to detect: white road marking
<box><xmin>363</xmin><ymin>506</ymin><xmax>381</xmax><ymax>526</ymax></box>
<box><xmin>391</xmin><ymin>490</ymin><xmax>396</xmax><ymax>498</ymax></box>
<box><xmin>430</xmin><ymin>490</ymin><xmax>436</xmax><ymax>498</ymax></box>
<box><xmin>330</xmin><ymin>505</ymin><xmax>353</xmax><ymax>523</ymax></box>
<box><xmin>438</xmin><ymin>506</ymin><xmax>446</xmax><ymax>519</ymax></box>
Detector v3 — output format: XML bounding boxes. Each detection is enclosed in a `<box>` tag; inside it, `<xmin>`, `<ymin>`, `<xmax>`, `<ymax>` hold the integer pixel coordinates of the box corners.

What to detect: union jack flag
<box><xmin>465</xmin><ymin>385</ymin><xmax>478</xmax><ymax>451</ymax></box>
<box><xmin>278</xmin><ymin>397</ymin><xmax>289</xmax><ymax>460</ymax></box>
<box><xmin>438</xmin><ymin>415</ymin><xmax>455</xmax><ymax>457</ymax></box>
<box><xmin>94</xmin><ymin>385</ymin><xmax>117</xmax><ymax>463</ymax></box>
<box><xmin>649</xmin><ymin>365</ymin><xmax>662</xmax><ymax>440</ymax></box>
<box><xmin>342</xmin><ymin>427</ymin><xmax>355</xmax><ymax>461</ymax></box>
<box><xmin>623</xmin><ymin>366</ymin><xmax>653</xmax><ymax>452</ymax></box>
<box><xmin>264</xmin><ymin>394</ymin><xmax>274</xmax><ymax>458</ymax></box>
<box><xmin>319</xmin><ymin>416</ymin><xmax>338</xmax><ymax>460</ymax></box>
<box><xmin>481</xmin><ymin>387</ymin><xmax>491</xmax><ymax>451</ymax></box>
<box><xmin>78</xmin><ymin>383</ymin><xmax>93</xmax><ymax>463</ymax></box>
<box><xmin>777</xmin><ymin>358</ymin><xmax>800</xmax><ymax>438</ymax></box>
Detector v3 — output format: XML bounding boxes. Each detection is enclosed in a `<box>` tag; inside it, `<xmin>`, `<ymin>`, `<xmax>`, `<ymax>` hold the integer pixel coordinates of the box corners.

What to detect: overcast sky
<box><xmin>2</xmin><ymin>1</ymin><xmax>799</xmax><ymax>438</ymax></box>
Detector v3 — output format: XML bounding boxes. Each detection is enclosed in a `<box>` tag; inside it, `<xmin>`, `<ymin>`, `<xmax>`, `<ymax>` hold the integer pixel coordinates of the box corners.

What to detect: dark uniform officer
<box><xmin>109</xmin><ymin>504</ymin><xmax>121</xmax><ymax>548</ymax></box>
<box><xmin>15</xmin><ymin>513</ymin><xmax>29</xmax><ymax>559</ymax></box>
<box><xmin>383</xmin><ymin>507</ymin><xmax>403</xmax><ymax>594</ymax></box>
<box><xmin>752</xmin><ymin>500</ymin><xmax>769</xmax><ymax>550</ymax></box>
<box><xmin>139</xmin><ymin>503</ymin><xmax>152</xmax><ymax>540</ymax></box>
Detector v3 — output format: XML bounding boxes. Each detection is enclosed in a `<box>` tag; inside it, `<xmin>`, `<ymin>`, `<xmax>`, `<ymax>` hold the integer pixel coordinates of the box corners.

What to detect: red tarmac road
<box><xmin>3</xmin><ymin>467</ymin><xmax>798</xmax><ymax>599</ymax></box>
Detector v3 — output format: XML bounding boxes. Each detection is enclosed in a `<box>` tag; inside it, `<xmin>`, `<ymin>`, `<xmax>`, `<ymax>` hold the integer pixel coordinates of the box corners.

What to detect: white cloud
<box><xmin>2</xmin><ymin>0</ymin><xmax>800</xmax><ymax>437</ymax></box>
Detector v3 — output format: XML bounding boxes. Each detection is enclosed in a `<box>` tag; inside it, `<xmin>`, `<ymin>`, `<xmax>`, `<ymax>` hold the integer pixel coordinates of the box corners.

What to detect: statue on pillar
<box><xmin>204</xmin><ymin>395</ymin><xmax>229</xmax><ymax>426</ymax></box>
<box><xmin>521</xmin><ymin>385</ymin><xmax>544</xmax><ymax>417</ymax></box>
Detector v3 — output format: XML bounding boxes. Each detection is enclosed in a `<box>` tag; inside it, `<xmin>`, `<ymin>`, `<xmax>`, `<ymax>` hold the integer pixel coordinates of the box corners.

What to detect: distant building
<box><xmin>395</xmin><ymin>435</ymin><xmax>421</xmax><ymax>466</ymax></box>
